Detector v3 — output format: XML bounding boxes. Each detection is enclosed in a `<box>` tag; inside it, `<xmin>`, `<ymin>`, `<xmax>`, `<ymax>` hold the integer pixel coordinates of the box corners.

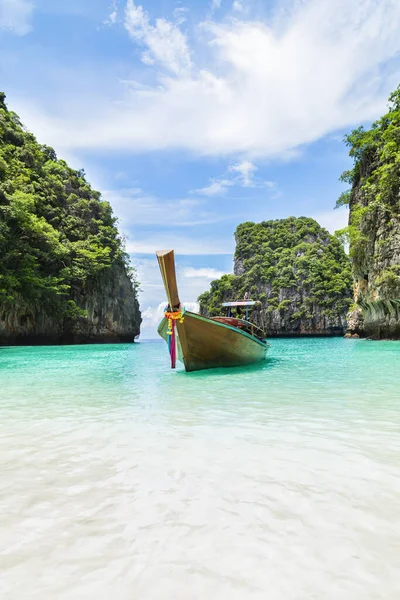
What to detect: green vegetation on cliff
<box><xmin>199</xmin><ymin>217</ymin><xmax>352</xmax><ymax>336</ymax></box>
<box><xmin>0</xmin><ymin>92</ymin><xmax>138</xmax><ymax>326</ymax></box>
<box><xmin>336</xmin><ymin>85</ymin><xmax>400</xmax><ymax>337</ymax></box>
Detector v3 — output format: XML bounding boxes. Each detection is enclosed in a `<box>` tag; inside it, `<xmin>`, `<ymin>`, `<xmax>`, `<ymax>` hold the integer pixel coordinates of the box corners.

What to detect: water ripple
<box><xmin>0</xmin><ymin>339</ymin><xmax>399</xmax><ymax>599</ymax></box>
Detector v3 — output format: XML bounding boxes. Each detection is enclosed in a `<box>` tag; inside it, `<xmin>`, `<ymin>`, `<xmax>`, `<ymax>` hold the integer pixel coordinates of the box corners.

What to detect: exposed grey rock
<box><xmin>199</xmin><ymin>217</ymin><xmax>352</xmax><ymax>337</ymax></box>
<box><xmin>346</xmin><ymin>304</ymin><xmax>364</xmax><ymax>337</ymax></box>
<box><xmin>348</xmin><ymin>156</ymin><xmax>400</xmax><ymax>339</ymax></box>
<box><xmin>0</xmin><ymin>262</ymin><xmax>141</xmax><ymax>345</ymax></box>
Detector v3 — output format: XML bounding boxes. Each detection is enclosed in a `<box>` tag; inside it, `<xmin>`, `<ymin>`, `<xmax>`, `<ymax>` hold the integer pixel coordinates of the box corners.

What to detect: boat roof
<box><xmin>222</xmin><ymin>301</ymin><xmax>259</xmax><ymax>307</ymax></box>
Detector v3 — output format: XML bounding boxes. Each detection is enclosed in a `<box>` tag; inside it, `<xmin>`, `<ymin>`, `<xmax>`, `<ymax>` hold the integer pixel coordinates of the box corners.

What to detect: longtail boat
<box><xmin>156</xmin><ymin>250</ymin><xmax>269</xmax><ymax>371</ymax></box>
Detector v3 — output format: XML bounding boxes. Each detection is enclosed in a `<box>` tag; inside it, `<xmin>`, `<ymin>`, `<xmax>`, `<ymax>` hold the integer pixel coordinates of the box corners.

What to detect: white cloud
<box><xmin>104</xmin><ymin>0</ymin><xmax>119</xmax><ymax>24</ymax></box>
<box><xmin>182</xmin><ymin>267</ymin><xmax>226</xmax><ymax>279</ymax></box>
<box><xmin>140</xmin><ymin>302</ymin><xmax>167</xmax><ymax>332</ymax></box>
<box><xmin>140</xmin><ymin>301</ymin><xmax>200</xmax><ymax>337</ymax></box>
<box><xmin>103</xmin><ymin>188</ymin><xmax>221</xmax><ymax>227</ymax></box>
<box><xmin>229</xmin><ymin>160</ymin><xmax>257</xmax><ymax>187</ymax></box>
<box><xmin>264</xmin><ymin>180</ymin><xmax>282</xmax><ymax>199</ymax></box>
<box><xmin>232</xmin><ymin>1</ymin><xmax>244</xmax><ymax>12</ymax></box>
<box><xmin>192</xmin><ymin>179</ymin><xmax>233</xmax><ymax>196</ymax></box>
<box><xmin>126</xmin><ymin>234</ymin><xmax>234</xmax><ymax>255</ymax></box>
<box><xmin>172</xmin><ymin>6</ymin><xmax>189</xmax><ymax>26</ymax></box>
<box><xmin>14</xmin><ymin>0</ymin><xmax>400</xmax><ymax>159</ymax></box>
<box><xmin>124</xmin><ymin>0</ymin><xmax>192</xmax><ymax>75</ymax></box>
<box><xmin>193</xmin><ymin>160</ymin><xmax>280</xmax><ymax>196</ymax></box>
<box><xmin>211</xmin><ymin>0</ymin><xmax>222</xmax><ymax>10</ymax></box>
<box><xmin>0</xmin><ymin>0</ymin><xmax>34</xmax><ymax>35</ymax></box>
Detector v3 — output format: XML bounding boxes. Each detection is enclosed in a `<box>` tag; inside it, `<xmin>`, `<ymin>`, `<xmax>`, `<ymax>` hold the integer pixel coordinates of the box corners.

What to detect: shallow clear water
<box><xmin>0</xmin><ymin>338</ymin><xmax>399</xmax><ymax>599</ymax></box>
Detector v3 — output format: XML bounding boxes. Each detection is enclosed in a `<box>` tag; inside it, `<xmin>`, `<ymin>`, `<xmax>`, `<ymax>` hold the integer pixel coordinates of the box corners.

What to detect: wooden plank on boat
<box><xmin>156</xmin><ymin>250</ymin><xmax>180</xmax><ymax>309</ymax></box>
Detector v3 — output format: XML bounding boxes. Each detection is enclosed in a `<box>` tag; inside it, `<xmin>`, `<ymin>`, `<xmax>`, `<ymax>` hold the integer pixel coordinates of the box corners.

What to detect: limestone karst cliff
<box><xmin>199</xmin><ymin>217</ymin><xmax>352</xmax><ymax>336</ymax></box>
<box><xmin>0</xmin><ymin>92</ymin><xmax>141</xmax><ymax>345</ymax></box>
<box><xmin>337</xmin><ymin>86</ymin><xmax>400</xmax><ymax>339</ymax></box>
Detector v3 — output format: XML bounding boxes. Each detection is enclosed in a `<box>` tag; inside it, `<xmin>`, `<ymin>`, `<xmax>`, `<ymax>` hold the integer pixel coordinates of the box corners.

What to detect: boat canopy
<box><xmin>222</xmin><ymin>301</ymin><xmax>259</xmax><ymax>307</ymax></box>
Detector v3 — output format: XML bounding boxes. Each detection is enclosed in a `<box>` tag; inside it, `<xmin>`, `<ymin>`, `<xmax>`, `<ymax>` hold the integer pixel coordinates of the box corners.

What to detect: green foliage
<box><xmin>375</xmin><ymin>265</ymin><xmax>400</xmax><ymax>295</ymax></box>
<box><xmin>337</xmin><ymin>85</ymin><xmax>400</xmax><ymax>277</ymax></box>
<box><xmin>0</xmin><ymin>93</ymin><xmax>138</xmax><ymax>318</ymax></box>
<box><xmin>335</xmin><ymin>189</ymin><xmax>351</xmax><ymax>208</ymax></box>
<box><xmin>199</xmin><ymin>217</ymin><xmax>352</xmax><ymax>326</ymax></box>
<box><xmin>336</xmin><ymin>85</ymin><xmax>400</xmax><ymax>332</ymax></box>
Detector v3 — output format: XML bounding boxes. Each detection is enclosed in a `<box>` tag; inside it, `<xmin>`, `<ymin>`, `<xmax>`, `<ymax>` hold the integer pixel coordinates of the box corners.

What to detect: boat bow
<box><xmin>156</xmin><ymin>250</ymin><xmax>268</xmax><ymax>371</ymax></box>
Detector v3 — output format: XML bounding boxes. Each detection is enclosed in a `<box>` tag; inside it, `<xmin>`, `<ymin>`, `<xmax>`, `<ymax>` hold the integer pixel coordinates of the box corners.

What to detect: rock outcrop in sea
<box><xmin>199</xmin><ymin>217</ymin><xmax>352</xmax><ymax>336</ymax></box>
<box><xmin>0</xmin><ymin>92</ymin><xmax>141</xmax><ymax>345</ymax></box>
<box><xmin>338</xmin><ymin>86</ymin><xmax>400</xmax><ymax>339</ymax></box>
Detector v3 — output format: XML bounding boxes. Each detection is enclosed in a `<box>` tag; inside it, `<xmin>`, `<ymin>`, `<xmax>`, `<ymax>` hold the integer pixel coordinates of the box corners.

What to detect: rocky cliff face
<box><xmin>199</xmin><ymin>217</ymin><xmax>352</xmax><ymax>337</ymax></box>
<box><xmin>347</xmin><ymin>180</ymin><xmax>400</xmax><ymax>339</ymax></box>
<box><xmin>340</xmin><ymin>86</ymin><xmax>400</xmax><ymax>339</ymax></box>
<box><xmin>0</xmin><ymin>262</ymin><xmax>140</xmax><ymax>345</ymax></box>
<box><xmin>68</xmin><ymin>263</ymin><xmax>141</xmax><ymax>344</ymax></box>
<box><xmin>0</xmin><ymin>92</ymin><xmax>141</xmax><ymax>345</ymax></box>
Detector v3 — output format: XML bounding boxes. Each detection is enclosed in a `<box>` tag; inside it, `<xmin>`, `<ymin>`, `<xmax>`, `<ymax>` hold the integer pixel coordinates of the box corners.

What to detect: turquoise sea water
<box><xmin>0</xmin><ymin>338</ymin><xmax>399</xmax><ymax>599</ymax></box>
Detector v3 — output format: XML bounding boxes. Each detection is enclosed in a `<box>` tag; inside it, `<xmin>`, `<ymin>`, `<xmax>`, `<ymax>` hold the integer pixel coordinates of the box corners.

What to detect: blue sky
<box><xmin>1</xmin><ymin>0</ymin><xmax>400</xmax><ymax>337</ymax></box>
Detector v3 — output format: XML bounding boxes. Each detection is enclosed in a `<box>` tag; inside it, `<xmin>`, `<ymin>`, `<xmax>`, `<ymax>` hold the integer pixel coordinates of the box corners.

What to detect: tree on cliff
<box><xmin>336</xmin><ymin>85</ymin><xmax>400</xmax><ymax>338</ymax></box>
<box><xmin>0</xmin><ymin>93</ymin><xmax>140</xmax><ymax>342</ymax></box>
<box><xmin>199</xmin><ymin>217</ymin><xmax>352</xmax><ymax>336</ymax></box>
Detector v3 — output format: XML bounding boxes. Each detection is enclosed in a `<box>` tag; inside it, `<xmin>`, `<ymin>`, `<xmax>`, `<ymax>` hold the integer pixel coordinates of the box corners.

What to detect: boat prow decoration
<box><xmin>156</xmin><ymin>250</ymin><xmax>269</xmax><ymax>372</ymax></box>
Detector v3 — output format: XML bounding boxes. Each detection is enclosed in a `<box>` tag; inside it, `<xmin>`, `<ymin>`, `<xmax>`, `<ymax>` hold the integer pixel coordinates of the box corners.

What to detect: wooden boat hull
<box><xmin>156</xmin><ymin>249</ymin><xmax>268</xmax><ymax>372</ymax></box>
<box><xmin>158</xmin><ymin>310</ymin><xmax>268</xmax><ymax>372</ymax></box>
